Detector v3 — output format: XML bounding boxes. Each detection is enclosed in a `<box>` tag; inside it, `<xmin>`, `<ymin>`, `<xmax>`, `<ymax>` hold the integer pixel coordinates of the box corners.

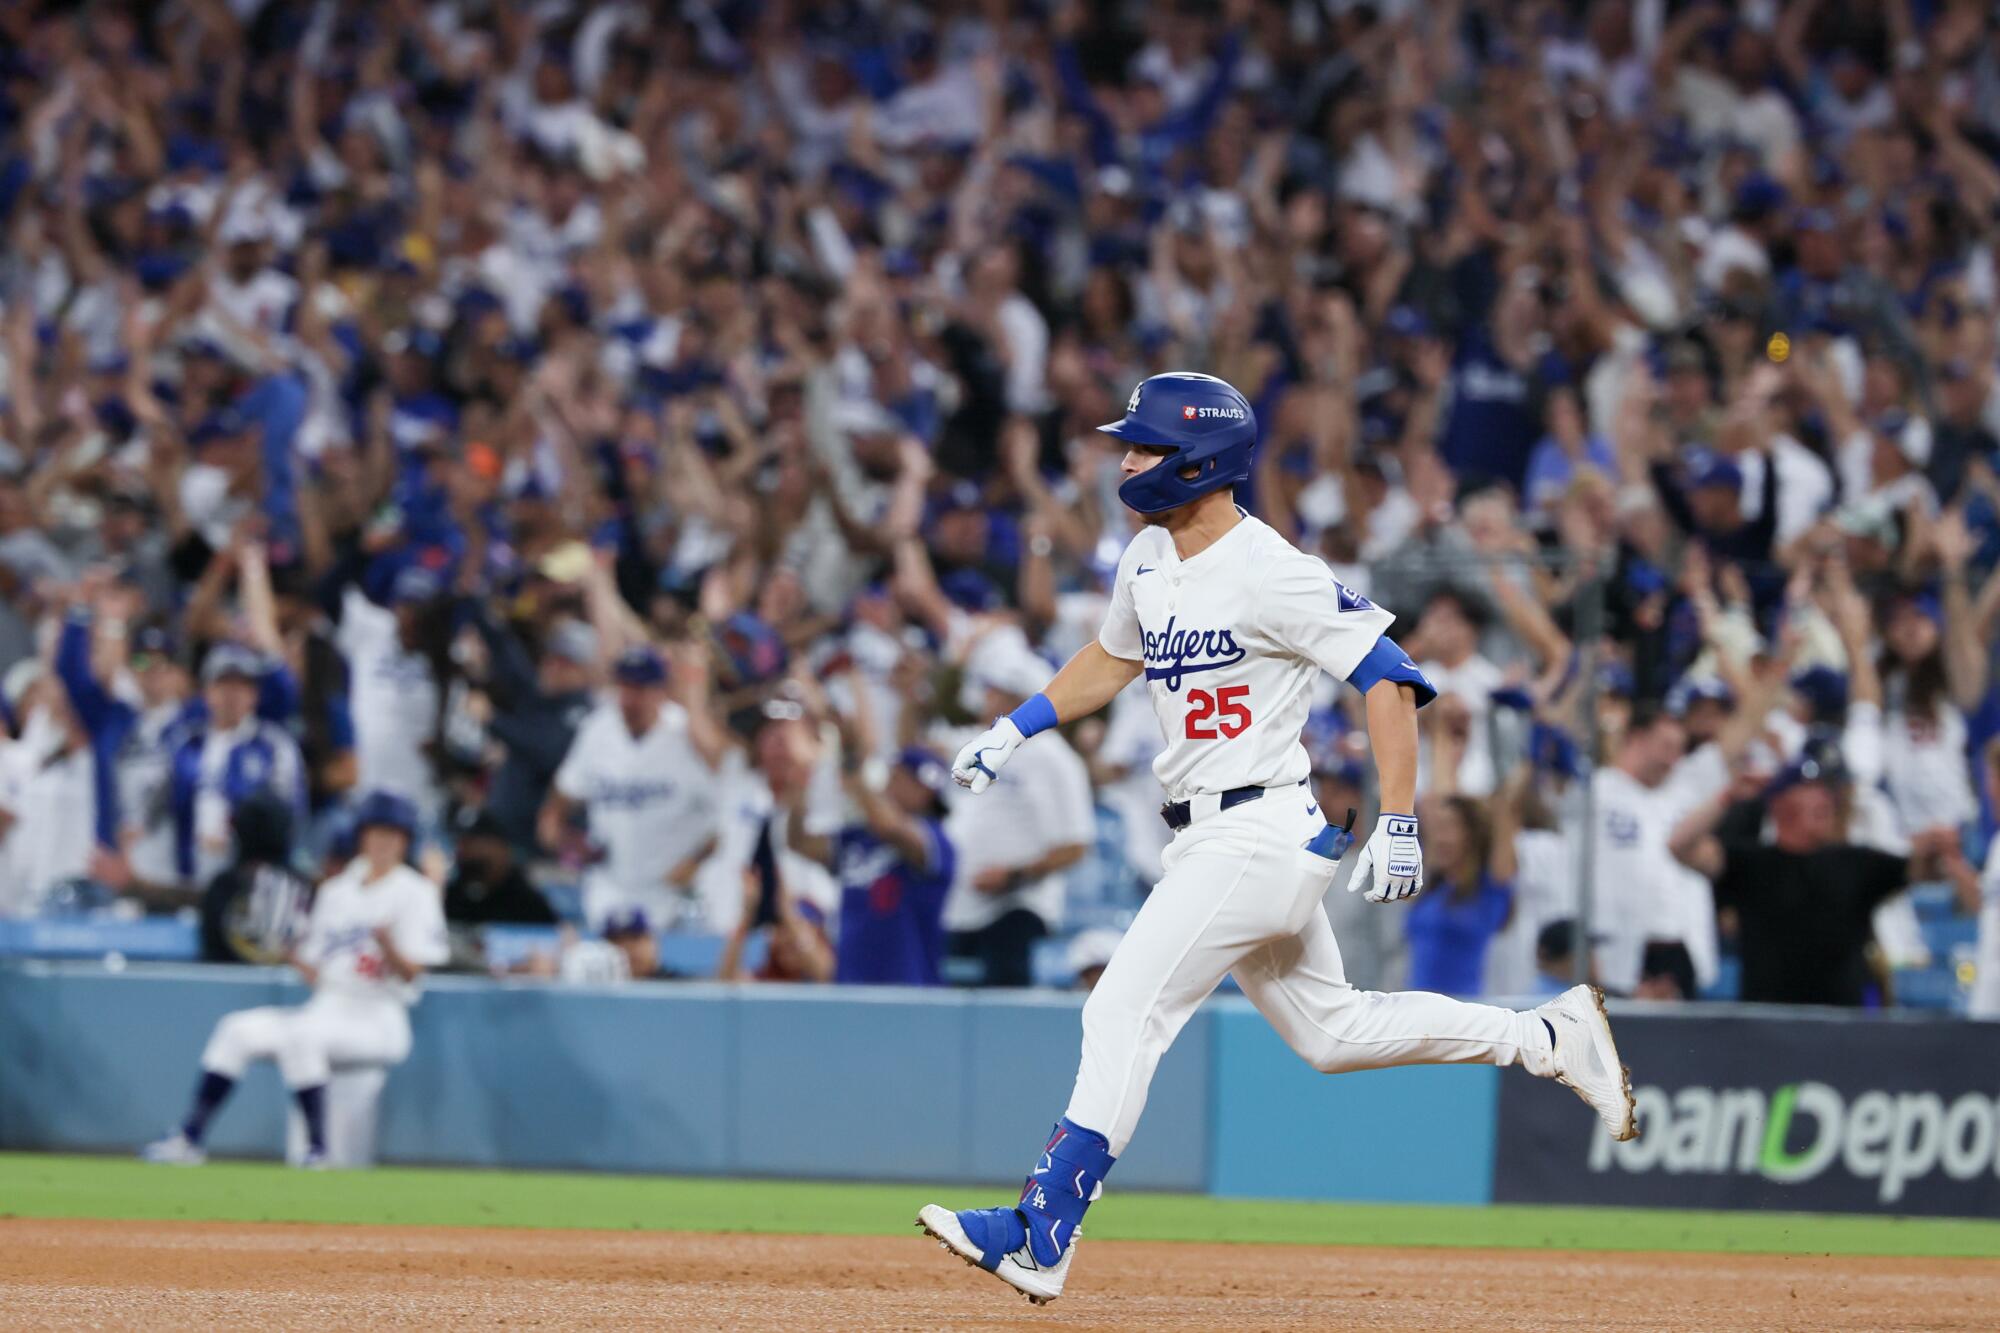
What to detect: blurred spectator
<box><xmin>790</xmin><ymin>733</ymin><xmax>957</xmax><ymax>988</ymax></box>
<box><xmin>197</xmin><ymin>789</ymin><xmax>311</xmax><ymax>965</ymax></box>
<box><xmin>442</xmin><ymin>808</ymin><xmax>554</xmax><ymax>927</ymax></box>
<box><xmin>1973</xmin><ymin>740</ymin><xmax>2000</xmax><ymax>1020</ymax></box>
<box><xmin>540</xmin><ymin>645</ymin><xmax>726</xmax><ymax>930</ymax></box>
<box><xmin>1066</xmin><ymin>927</ymin><xmax>1122</xmax><ymax>992</ymax></box>
<box><xmin>942</xmin><ymin>630</ymin><xmax>1092</xmax><ymax>987</ymax></box>
<box><xmin>171</xmin><ymin>644</ymin><xmax>308</xmax><ymax>889</ymax></box>
<box><xmin>1671</xmin><ymin>759</ymin><xmax>1914</xmax><ymax>1007</ymax></box>
<box><xmin>0</xmin><ymin>664</ymin><xmax>94</xmax><ymax>914</ymax></box>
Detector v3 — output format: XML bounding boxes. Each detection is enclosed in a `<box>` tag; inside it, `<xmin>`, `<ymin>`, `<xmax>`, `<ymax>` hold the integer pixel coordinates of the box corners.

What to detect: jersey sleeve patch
<box><xmin>1334</xmin><ymin>581</ymin><xmax>1374</xmax><ymax>614</ymax></box>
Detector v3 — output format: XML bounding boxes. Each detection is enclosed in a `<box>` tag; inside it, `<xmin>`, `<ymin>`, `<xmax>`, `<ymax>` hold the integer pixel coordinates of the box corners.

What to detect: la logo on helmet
<box><xmin>1128</xmin><ymin>383</ymin><xmax>1143</xmax><ymax>412</ymax></box>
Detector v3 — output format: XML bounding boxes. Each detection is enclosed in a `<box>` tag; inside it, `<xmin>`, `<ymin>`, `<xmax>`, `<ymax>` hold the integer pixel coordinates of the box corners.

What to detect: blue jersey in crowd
<box><xmin>1404</xmin><ymin>875</ymin><xmax>1513</xmax><ymax>998</ymax></box>
<box><xmin>832</xmin><ymin>820</ymin><xmax>956</xmax><ymax>986</ymax></box>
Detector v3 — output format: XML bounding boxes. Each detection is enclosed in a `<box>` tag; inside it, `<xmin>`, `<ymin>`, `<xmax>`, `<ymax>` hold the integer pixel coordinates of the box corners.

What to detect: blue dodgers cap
<box><xmin>602</xmin><ymin>907</ymin><xmax>651</xmax><ymax>938</ymax></box>
<box><xmin>200</xmin><ymin>641</ymin><xmax>265</xmax><ymax>684</ymax></box>
<box><xmin>390</xmin><ymin>564</ymin><xmax>445</xmax><ymax>605</ymax></box>
<box><xmin>1667</xmin><ymin>674</ymin><xmax>1735</xmax><ymax>715</ymax></box>
<box><xmin>1685</xmin><ymin>448</ymin><xmax>1743</xmax><ymax>493</ymax></box>
<box><xmin>188</xmin><ymin>406</ymin><xmax>251</xmax><ymax>446</ymax></box>
<box><xmin>612</xmin><ymin>645</ymin><xmax>668</xmax><ymax>686</ymax></box>
<box><xmin>896</xmin><ymin>746</ymin><xmax>952</xmax><ymax>798</ymax></box>
<box><xmin>1384</xmin><ymin>304</ymin><xmax>1432</xmax><ymax>338</ymax></box>
<box><xmin>1765</xmin><ymin>753</ymin><xmax>1842</xmax><ymax>800</ymax></box>
<box><xmin>352</xmin><ymin>788</ymin><xmax>420</xmax><ymax>841</ymax></box>
<box><xmin>133</xmin><ymin>623</ymin><xmax>178</xmax><ymax>660</ymax></box>
<box><xmin>1789</xmin><ymin>665</ymin><xmax>1849</xmax><ymax>721</ymax></box>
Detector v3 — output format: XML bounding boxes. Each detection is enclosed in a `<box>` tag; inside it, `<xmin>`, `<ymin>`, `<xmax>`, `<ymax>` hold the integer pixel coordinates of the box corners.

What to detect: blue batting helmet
<box><xmin>352</xmin><ymin>790</ymin><xmax>419</xmax><ymax>844</ymax></box>
<box><xmin>1099</xmin><ymin>372</ymin><xmax>1258</xmax><ymax>514</ymax></box>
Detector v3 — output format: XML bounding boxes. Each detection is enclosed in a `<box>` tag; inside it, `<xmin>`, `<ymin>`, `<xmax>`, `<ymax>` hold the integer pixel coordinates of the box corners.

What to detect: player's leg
<box><xmin>920</xmin><ymin>811</ymin><xmax>1297</xmax><ymax>1301</ymax></box>
<box><xmin>143</xmin><ymin>1005</ymin><xmax>295</xmax><ymax>1162</ymax></box>
<box><xmin>1234</xmin><ymin>906</ymin><xmax>1637</xmax><ymax>1139</ymax></box>
<box><xmin>1234</xmin><ymin>909</ymin><xmax>1548</xmax><ymax>1072</ymax></box>
<box><xmin>275</xmin><ymin>997</ymin><xmax>410</xmax><ymax>1164</ymax></box>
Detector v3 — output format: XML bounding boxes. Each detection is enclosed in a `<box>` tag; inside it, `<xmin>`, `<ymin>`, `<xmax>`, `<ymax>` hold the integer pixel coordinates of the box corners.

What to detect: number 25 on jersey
<box><xmin>1184</xmin><ymin>685</ymin><xmax>1251</xmax><ymax>740</ymax></box>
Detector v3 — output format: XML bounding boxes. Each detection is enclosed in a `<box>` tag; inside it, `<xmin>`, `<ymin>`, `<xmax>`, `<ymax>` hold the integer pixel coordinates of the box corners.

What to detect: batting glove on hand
<box><xmin>1348</xmin><ymin>813</ymin><xmax>1423</xmax><ymax>903</ymax></box>
<box><xmin>952</xmin><ymin>717</ymin><xmax>1027</xmax><ymax>795</ymax></box>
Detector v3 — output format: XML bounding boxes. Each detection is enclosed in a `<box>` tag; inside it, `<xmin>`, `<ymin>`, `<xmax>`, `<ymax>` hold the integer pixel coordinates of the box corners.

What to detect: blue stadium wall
<box><xmin>0</xmin><ymin>961</ymin><xmax>1481</xmax><ymax>1201</ymax></box>
<box><xmin>5</xmin><ymin>963</ymin><xmax>1993</xmax><ymax>1214</ymax></box>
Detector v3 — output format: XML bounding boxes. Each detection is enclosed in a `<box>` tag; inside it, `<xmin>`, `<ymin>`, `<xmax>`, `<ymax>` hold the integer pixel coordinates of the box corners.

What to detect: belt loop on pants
<box><xmin>1160</xmin><ymin>779</ymin><xmax>1306</xmax><ymax>831</ymax></box>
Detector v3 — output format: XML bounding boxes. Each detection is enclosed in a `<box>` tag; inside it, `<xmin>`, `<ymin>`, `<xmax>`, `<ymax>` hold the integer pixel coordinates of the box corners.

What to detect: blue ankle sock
<box><xmin>182</xmin><ymin>1071</ymin><xmax>234</xmax><ymax>1145</ymax></box>
<box><xmin>293</xmin><ymin>1085</ymin><xmax>327</xmax><ymax>1154</ymax></box>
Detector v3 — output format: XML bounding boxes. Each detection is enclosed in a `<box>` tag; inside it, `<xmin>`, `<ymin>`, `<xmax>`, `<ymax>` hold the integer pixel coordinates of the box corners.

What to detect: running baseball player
<box><xmin>917</xmin><ymin>372</ymin><xmax>1638</xmax><ymax>1304</ymax></box>
<box><xmin>141</xmin><ymin>790</ymin><xmax>447</xmax><ymax>1167</ymax></box>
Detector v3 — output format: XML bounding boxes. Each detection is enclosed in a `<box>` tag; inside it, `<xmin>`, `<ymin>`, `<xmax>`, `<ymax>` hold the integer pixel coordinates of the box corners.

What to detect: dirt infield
<box><xmin>2</xmin><ymin>1218</ymin><xmax>1994</xmax><ymax>1331</ymax></box>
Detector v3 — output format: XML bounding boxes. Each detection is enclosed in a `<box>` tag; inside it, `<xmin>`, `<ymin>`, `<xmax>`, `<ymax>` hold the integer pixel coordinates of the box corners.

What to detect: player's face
<box><xmin>1771</xmin><ymin>782</ymin><xmax>1839</xmax><ymax>853</ymax></box>
<box><xmin>616</xmin><ymin>683</ymin><xmax>663</xmax><ymax>734</ymax></box>
<box><xmin>358</xmin><ymin>825</ymin><xmax>409</xmax><ymax>873</ymax></box>
<box><xmin>205</xmin><ymin>676</ymin><xmax>257</xmax><ymax>729</ymax></box>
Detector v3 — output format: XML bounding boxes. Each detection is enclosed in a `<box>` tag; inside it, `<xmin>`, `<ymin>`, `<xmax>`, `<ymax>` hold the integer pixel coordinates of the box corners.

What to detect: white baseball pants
<box><xmin>201</xmin><ymin>991</ymin><xmax>413</xmax><ymax>1090</ymax></box>
<box><xmin>1065</xmin><ymin>785</ymin><xmax>1553</xmax><ymax>1155</ymax></box>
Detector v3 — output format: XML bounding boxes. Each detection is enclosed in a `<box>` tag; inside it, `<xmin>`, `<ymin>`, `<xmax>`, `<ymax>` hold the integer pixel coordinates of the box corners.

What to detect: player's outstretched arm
<box><xmin>1349</xmin><ymin>679</ymin><xmax>1426</xmax><ymax>903</ymax></box>
<box><xmin>951</xmin><ymin>642</ymin><xmax>1141</xmax><ymax>794</ymax></box>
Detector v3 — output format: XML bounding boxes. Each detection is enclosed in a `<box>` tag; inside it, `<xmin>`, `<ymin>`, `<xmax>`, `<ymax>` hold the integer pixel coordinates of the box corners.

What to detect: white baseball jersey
<box><xmin>1097</xmin><ymin>513</ymin><xmax>1393</xmax><ymax>800</ymax></box>
<box><xmin>338</xmin><ymin>589</ymin><xmax>444</xmax><ymax>822</ymax></box>
<box><xmin>554</xmin><ymin>700</ymin><xmax>723</xmax><ymax>926</ymax></box>
<box><xmin>300</xmin><ymin>860</ymin><xmax>448</xmax><ymax>1006</ymax></box>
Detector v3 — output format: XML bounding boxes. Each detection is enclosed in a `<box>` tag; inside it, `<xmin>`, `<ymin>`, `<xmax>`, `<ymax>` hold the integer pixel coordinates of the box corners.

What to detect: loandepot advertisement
<box><xmin>1493</xmin><ymin>1010</ymin><xmax>2000</xmax><ymax>1217</ymax></box>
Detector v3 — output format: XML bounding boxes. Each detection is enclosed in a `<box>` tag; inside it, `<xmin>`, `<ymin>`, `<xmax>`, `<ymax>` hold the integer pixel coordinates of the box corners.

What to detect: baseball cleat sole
<box><xmin>1578</xmin><ymin>984</ymin><xmax>1639</xmax><ymax>1141</ymax></box>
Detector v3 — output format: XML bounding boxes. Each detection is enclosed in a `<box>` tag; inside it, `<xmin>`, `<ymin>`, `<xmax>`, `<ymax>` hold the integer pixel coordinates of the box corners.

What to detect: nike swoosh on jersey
<box><xmin>1136</xmin><ymin>565</ymin><xmax>1156</xmax><ymax>576</ymax></box>
<box><xmin>1305</xmin><ymin>803</ymin><xmax>1319</xmax><ymax>816</ymax></box>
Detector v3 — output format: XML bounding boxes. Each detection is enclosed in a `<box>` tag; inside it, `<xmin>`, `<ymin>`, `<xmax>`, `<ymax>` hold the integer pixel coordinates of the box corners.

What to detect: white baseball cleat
<box><xmin>916</xmin><ymin>1203</ymin><xmax>1076</xmax><ymax>1306</ymax></box>
<box><xmin>139</xmin><ymin>1131</ymin><xmax>207</xmax><ymax>1166</ymax></box>
<box><xmin>1536</xmin><ymin>984</ymin><xmax>1639</xmax><ymax>1141</ymax></box>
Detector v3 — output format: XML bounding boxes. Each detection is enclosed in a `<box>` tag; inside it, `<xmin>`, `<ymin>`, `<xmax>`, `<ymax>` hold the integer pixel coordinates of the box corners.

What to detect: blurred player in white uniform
<box><xmin>918</xmin><ymin>372</ymin><xmax>1639</xmax><ymax>1304</ymax></box>
<box><xmin>540</xmin><ymin>646</ymin><xmax>728</xmax><ymax>929</ymax></box>
<box><xmin>142</xmin><ymin>791</ymin><xmax>447</xmax><ymax>1167</ymax></box>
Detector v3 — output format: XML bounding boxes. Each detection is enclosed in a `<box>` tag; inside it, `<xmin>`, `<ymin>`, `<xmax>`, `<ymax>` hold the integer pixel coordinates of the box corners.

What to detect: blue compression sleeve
<box><xmin>1346</xmin><ymin>635</ymin><xmax>1437</xmax><ymax>707</ymax></box>
<box><xmin>1006</xmin><ymin>691</ymin><xmax>1059</xmax><ymax>738</ymax></box>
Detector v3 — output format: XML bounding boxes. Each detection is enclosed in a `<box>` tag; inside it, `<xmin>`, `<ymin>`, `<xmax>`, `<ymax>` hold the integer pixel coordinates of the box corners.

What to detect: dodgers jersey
<box><xmin>1098</xmin><ymin>513</ymin><xmax>1394</xmax><ymax>799</ymax></box>
<box><xmin>299</xmin><ymin>860</ymin><xmax>449</xmax><ymax>1006</ymax></box>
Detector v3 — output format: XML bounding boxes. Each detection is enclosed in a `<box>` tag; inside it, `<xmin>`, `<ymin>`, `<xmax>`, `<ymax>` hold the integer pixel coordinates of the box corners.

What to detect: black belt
<box><xmin>1160</xmin><ymin>784</ymin><xmax>1268</xmax><ymax>831</ymax></box>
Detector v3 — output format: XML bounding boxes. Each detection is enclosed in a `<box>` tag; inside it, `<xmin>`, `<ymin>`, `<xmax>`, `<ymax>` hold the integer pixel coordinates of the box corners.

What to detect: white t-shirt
<box><xmin>943</xmin><ymin>728</ymin><xmax>1095</xmax><ymax>933</ymax></box>
<box><xmin>690</xmin><ymin>748</ymin><xmax>774</xmax><ymax>934</ymax></box>
<box><xmin>1880</xmin><ymin>701</ymin><xmax>1978</xmax><ymax>838</ymax></box>
<box><xmin>1972</xmin><ymin>846</ymin><xmax>2000</xmax><ymax>1021</ymax></box>
<box><xmin>301</xmin><ymin>860</ymin><xmax>448</xmax><ymax>1006</ymax></box>
<box><xmin>1417</xmin><ymin>653</ymin><xmax>1505</xmax><ymax>798</ymax></box>
<box><xmin>554</xmin><ymin>700</ymin><xmax>723</xmax><ymax>928</ymax></box>
<box><xmin>1589</xmin><ymin>745</ymin><xmax>1726</xmax><ymax>993</ymax></box>
<box><xmin>0</xmin><ymin>724</ymin><xmax>94</xmax><ymax>917</ymax></box>
<box><xmin>1097</xmin><ymin>514</ymin><xmax>1394</xmax><ymax>799</ymax></box>
<box><xmin>1484</xmin><ymin>826</ymin><xmax>1575</xmax><ymax>998</ymax></box>
<box><xmin>337</xmin><ymin>589</ymin><xmax>443</xmax><ymax>824</ymax></box>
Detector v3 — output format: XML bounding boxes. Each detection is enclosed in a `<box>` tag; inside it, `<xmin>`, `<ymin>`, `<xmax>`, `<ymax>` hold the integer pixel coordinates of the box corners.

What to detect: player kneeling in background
<box><xmin>919</xmin><ymin>373</ymin><xmax>1638</xmax><ymax>1305</ymax></box>
<box><xmin>142</xmin><ymin>791</ymin><xmax>447</xmax><ymax>1168</ymax></box>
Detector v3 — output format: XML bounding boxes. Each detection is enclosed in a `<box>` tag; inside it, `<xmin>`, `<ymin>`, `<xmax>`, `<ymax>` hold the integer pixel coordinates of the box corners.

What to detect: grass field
<box><xmin>4</xmin><ymin>1151</ymin><xmax>1996</xmax><ymax>1258</ymax></box>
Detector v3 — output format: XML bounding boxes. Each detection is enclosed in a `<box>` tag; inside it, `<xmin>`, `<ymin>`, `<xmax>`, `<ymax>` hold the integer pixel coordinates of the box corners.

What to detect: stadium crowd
<box><xmin>1</xmin><ymin>0</ymin><xmax>1998</xmax><ymax>1012</ymax></box>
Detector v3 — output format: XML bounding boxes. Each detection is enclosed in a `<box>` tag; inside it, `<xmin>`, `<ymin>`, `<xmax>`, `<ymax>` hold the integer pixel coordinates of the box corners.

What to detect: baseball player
<box><xmin>141</xmin><ymin>790</ymin><xmax>447</xmax><ymax>1167</ymax></box>
<box><xmin>918</xmin><ymin>372</ymin><xmax>1638</xmax><ymax>1304</ymax></box>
